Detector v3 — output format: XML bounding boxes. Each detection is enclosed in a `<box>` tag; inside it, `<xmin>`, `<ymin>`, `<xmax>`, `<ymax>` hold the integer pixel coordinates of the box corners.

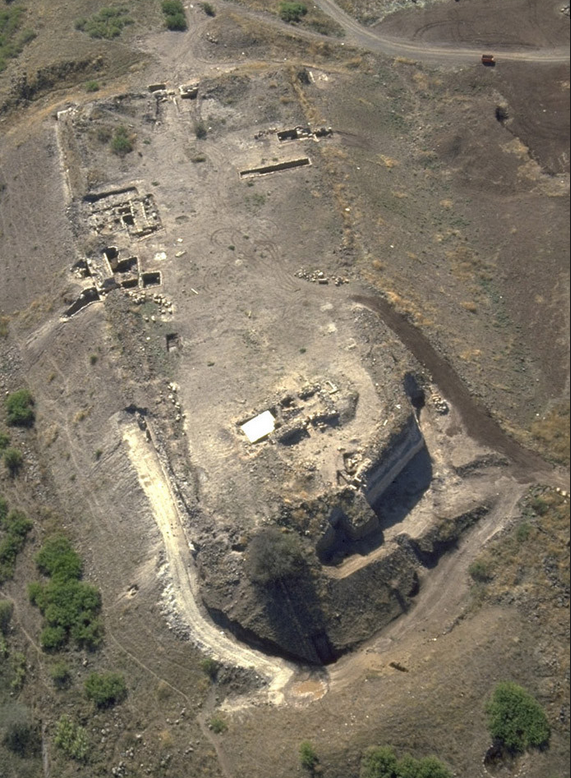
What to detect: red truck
<box><xmin>481</xmin><ymin>54</ymin><xmax>496</xmax><ymax>66</ymax></box>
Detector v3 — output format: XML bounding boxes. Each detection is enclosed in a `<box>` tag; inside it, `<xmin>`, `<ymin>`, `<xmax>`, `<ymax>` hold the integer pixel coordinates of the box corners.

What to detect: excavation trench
<box><xmin>353</xmin><ymin>295</ymin><xmax>553</xmax><ymax>477</ymax></box>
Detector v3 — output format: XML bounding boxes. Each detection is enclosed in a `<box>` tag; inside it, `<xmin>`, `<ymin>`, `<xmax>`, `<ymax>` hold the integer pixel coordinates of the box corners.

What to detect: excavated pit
<box><xmin>142</xmin><ymin>271</ymin><xmax>162</xmax><ymax>288</ymax></box>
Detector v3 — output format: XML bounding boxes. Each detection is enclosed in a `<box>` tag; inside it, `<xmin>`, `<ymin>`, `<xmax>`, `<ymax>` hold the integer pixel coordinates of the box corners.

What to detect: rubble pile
<box><xmin>295</xmin><ymin>268</ymin><xmax>350</xmax><ymax>286</ymax></box>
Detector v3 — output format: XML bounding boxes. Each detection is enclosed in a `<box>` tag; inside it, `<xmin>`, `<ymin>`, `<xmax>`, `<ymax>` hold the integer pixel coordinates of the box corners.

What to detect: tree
<box><xmin>162</xmin><ymin>0</ymin><xmax>187</xmax><ymax>30</ymax></box>
<box><xmin>300</xmin><ymin>741</ymin><xmax>318</xmax><ymax>771</ymax></box>
<box><xmin>486</xmin><ymin>682</ymin><xmax>551</xmax><ymax>753</ymax></box>
<box><xmin>85</xmin><ymin>672</ymin><xmax>127</xmax><ymax>708</ymax></box>
<box><xmin>412</xmin><ymin>757</ymin><xmax>453</xmax><ymax>778</ymax></box>
<box><xmin>111</xmin><ymin>125</ymin><xmax>134</xmax><ymax>156</ymax></box>
<box><xmin>0</xmin><ymin>599</ymin><xmax>13</xmax><ymax>633</ymax></box>
<box><xmin>2</xmin><ymin>721</ymin><xmax>41</xmax><ymax>758</ymax></box>
<box><xmin>4</xmin><ymin>447</ymin><xmax>23</xmax><ymax>476</ymax></box>
<box><xmin>247</xmin><ymin>527</ymin><xmax>305</xmax><ymax>584</ymax></box>
<box><xmin>5</xmin><ymin>389</ymin><xmax>35</xmax><ymax>427</ymax></box>
<box><xmin>361</xmin><ymin>746</ymin><xmax>398</xmax><ymax>778</ymax></box>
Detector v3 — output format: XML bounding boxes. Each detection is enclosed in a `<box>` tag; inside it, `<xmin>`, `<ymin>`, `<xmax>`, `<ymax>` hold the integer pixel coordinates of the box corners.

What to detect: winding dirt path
<box><xmin>121</xmin><ymin>420</ymin><xmax>295</xmax><ymax>705</ymax></box>
<box><xmin>312</xmin><ymin>0</ymin><xmax>570</xmax><ymax>63</ymax></box>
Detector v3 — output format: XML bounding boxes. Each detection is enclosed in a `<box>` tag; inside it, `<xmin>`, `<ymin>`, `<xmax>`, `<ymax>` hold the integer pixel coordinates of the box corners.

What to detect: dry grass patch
<box><xmin>531</xmin><ymin>399</ymin><xmax>570</xmax><ymax>465</ymax></box>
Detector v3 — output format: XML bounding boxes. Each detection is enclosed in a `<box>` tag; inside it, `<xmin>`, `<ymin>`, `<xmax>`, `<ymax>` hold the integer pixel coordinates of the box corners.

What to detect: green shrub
<box><xmin>85</xmin><ymin>80</ymin><xmax>100</xmax><ymax>93</ymax></box>
<box><xmin>531</xmin><ymin>496</ymin><xmax>550</xmax><ymax>516</ymax></box>
<box><xmin>516</xmin><ymin>522</ymin><xmax>532</xmax><ymax>542</ymax></box>
<box><xmin>111</xmin><ymin>125</ymin><xmax>134</xmax><ymax>156</ymax></box>
<box><xmin>1</xmin><ymin>509</ymin><xmax>33</xmax><ymax>538</ymax></box>
<box><xmin>75</xmin><ymin>7</ymin><xmax>133</xmax><ymax>40</ymax></box>
<box><xmin>201</xmin><ymin>657</ymin><xmax>219</xmax><ymax>680</ymax></box>
<box><xmin>4</xmin><ymin>447</ymin><xmax>23</xmax><ymax>476</ymax></box>
<box><xmin>209</xmin><ymin>716</ymin><xmax>228</xmax><ymax>734</ymax></box>
<box><xmin>300</xmin><ymin>741</ymin><xmax>318</xmax><ymax>771</ymax></box>
<box><xmin>279</xmin><ymin>2</ymin><xmax>308</xmax><ymax>22</ymax></box>
<box><xmin>194</xmin><ymin>120</ymin><xmax>207</xmax><ymax>139</ymax></box>
<box><xmin>0</xmin><ymin>508</ymin><xmax>33</xmax><ymax>583</ymax></box>
<box><xmin>40</xmin><ymin>625</ymin><xmax>67</xmax><ymax>652</ymax></box>
<box><xmin>468</xmin><ymin>560</ymin><xmax>492</xmax><ymax>583</ymax></box>
<box><xmin>0</xmin><ymin>599</ymin><xmax>13</xmax><ymax>634</ymax></box>
<box><xmin>162</xmin><ymin>0</ymin><xmax>187</xmax><ymax>30</ymax></box>
<box><xmin>409</xmin><ymin>756</ymin><xmax>452</xmax><ymax>777</ymax></box>
<box><xmin>0</xmin><ymin>431</ymin><xmax>10</xmax><ymax>451</ymax></box>
<box><xmin>201</xmin><ymin>2</ymin><xmax>216</xmax><ymax>16</ymax></box>
<box><xmin>11</xmin><ymin>651</ymin><xmax>27</xmax><ymax>690</ymax></box>
<box><xmin>54</xmin><ymin>715</ymin><xmax>90</xmax><ymax>761</ymax></box>
<box><xmin>486</xmin><ymin>682</ymin><xmax>551</xmax><ymax>753</ymax></box>
<box><xmin>85</xmin><ymin>672</ymin><xmax>127</xmax><ymax>708</ymax></box>
<box><xmin>5</xmin><ymin>389</ymin><xmax>35</xmax><ymax>427</ymax></box>
<box><xmin>360</xmin><ymin>748</ymin><xmax>452</xmax><ymax>778</ymax></box>
<box><xmin>50</xmin><ymin>661</ymin><xmax>72</xmax><ymax>689</ymax></box>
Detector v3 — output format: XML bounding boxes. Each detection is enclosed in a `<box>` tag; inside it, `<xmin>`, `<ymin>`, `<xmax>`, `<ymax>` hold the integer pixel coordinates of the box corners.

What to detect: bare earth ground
<box><xmin>0</xmin><ymin>1</ymin><xmax>569</xmax><ymax>777</ymax></box>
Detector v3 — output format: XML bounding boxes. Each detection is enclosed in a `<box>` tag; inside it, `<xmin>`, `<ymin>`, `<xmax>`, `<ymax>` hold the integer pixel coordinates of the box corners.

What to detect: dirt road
<box><xmin>122</xmin><ymin>420</ymin><xmax>295</xmax><ymax>704</ymax></box>
<box><xmin>329</xmin><ymin>477</ymin><xmax>527</xmax><ymax>690</ymax></box>
<box><xmin>312</xmin><ymin>0</ymin><xmax>570</xmax><ymax>63</ymax></box>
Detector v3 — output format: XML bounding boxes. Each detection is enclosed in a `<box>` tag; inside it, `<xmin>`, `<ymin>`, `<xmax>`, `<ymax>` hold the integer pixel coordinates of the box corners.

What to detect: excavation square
<box><xmin>142</xmin><ymin>272</ymin><xmax>162</xmax><ymax>288</ymax></box>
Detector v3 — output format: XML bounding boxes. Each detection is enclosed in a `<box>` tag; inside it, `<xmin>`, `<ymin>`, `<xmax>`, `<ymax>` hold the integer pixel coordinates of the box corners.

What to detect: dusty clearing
<box><xmin>0</xmin><ymin>0</ymin><xmax>568</xmax><ymax>777</ymax></box>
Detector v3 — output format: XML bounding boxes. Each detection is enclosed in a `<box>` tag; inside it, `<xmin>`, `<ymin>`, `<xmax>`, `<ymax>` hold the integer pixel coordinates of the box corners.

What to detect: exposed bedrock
<box><xmin>198</xmin><ymin>498</ymin><xmax>493</xmax><ymax>667</ymax></box>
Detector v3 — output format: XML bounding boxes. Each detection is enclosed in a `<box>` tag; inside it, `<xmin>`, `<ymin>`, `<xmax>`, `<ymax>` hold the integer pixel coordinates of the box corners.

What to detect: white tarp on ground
<box><xmin>241</xmin><ymin>411</ymin><xmax>276</xmax><ymax>443</ymax></box>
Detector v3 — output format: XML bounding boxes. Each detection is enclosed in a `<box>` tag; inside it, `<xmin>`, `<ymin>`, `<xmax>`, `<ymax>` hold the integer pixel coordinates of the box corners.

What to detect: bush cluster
<box><xmin>0</xmin><ymin>499</ymin><xmax>33</xmax><ymax>583</ymax></box>
<box><xmin>5</xmin><ymin>389</ymin><xmax>35</xmax><ymax>427</ymax></box>
<box><xmin>54</xmin><ymin>715</ymin><xmax>90</xmax><ymax>761</ymax></box>
<box><xmin>75</xmin><ymin>7</ymin><xmax>133</xmax><ymax>40</ymax></box>
<box><xmin>279</xmin><ymin>2</ymin><xmax>308</xmax><ymax>23</ymax></box>
<box><xmin>486</xmin><ymin>682</ymin><xmax>551</xmax><ymax>753</ymax></box>
<box><xmin>162</xmin><ymin>0</ymin><xmax>187</xmax><ymax>31</ymax></box>
<box><xmin>360</xmin><ymin>747</ymin><xmax>452</xmax><ymax>778</ymax></box>
<box><xmin>85</xmin><ymin>672</ymin><xmax>127</xmax><ymax>708</ymax></box>
<box><xmin>28</xmin><ymin>536</ymin><xmax>103</xmax><ymax>652</ymax></box>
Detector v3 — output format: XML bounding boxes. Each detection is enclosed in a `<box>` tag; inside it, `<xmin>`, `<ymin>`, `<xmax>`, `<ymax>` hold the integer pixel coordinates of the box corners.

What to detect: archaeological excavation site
<box><xmin>50</xmin><ymin>78</ymin><xmax>519</xmax><ymax>672</ymax></box>
<box><xmin>0</xmin><ymin>1</ymin><xmax>568</xmax><ymax>776</ymax></box>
